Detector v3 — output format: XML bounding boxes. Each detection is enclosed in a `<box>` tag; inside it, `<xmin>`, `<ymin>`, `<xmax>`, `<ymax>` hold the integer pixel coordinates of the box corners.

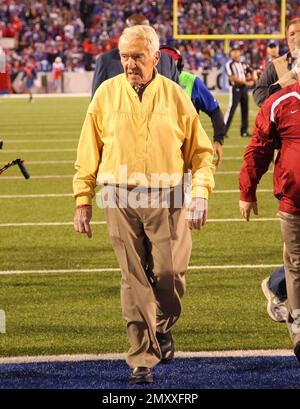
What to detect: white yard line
<box><xmin>4</xmin><ymin>149</ymin><xmax>76</xmax><ymax>153</ymax></box>
<box><xmin>222</xmin><ymin>157</ymin><xmax>243</xmax><ymax>160</ymax></box>
<box><xmin>0</xmin><ymin>264</ymin><xmax>282</xmax><ymax>275</ymax></box>
<box><xmin>0</xmin><ymin>222</ymin><xmax>107</xmax><ymax>227</ymax></box>
<box><xmin>0</xmin><ymin>218</ymin><xmax>279</xmax><ymax>227</ymax></box>
<box><xmin>214</xmin><ymin>189</ymin><xmax>272</xmax><ymax>193</ymax></box>
<box><xmin>1</xmin><ymin>125</ymin><xmax>81</xmax><ymax>129</ymax></box>
<box><xmin>2</xmin><ymin>131</ymin><xmax>77</xmax><ymax>135</ymax></box>
<box><xmin>216</xmin><ymin>170</ymin><xmax>273</xmax><ymax>175</ymax></box>
<box><xmin>0</xmin><ymin>175</ymin><xmax>73</xmax><ymax>180</ymax></box>
<box><xmin>187</xmin><ymin>264</ymin><xmax>281</xmax><ymax>270</ymax></box>
<box><xmin>216</xmin><ymin>171</ymin><xmax>240</xmax><ymax>174</ymax></box>
<box><xmin>4</xmin><ymin>139</ymin><xmax>77</xmax><ymax>143</ymax></box>
<box><xmin>0</xmin><ymin>190</ymin><xmax>272</xmax><ymax>198</ymax></box>
<box><xmin>0</xmin><ymin>350</ymin><xmax>293</xmax><ymax>364</ymax></box>
<box><xmin>213</xmin><ymin>189</ymin><xmax>273</xmax><ymax>193</ymax></box>
<box><xmin>4</xmin><ymin>142</ymin><xmax>242</xmax><ymax>147</ymax></box>
<box><xmin>222</xmin><ymin>145</ymin><xmax>248</xmax><ymax>148</ymax></box>
<box><xmin>0</xmin><ymin>171</ymin><xmax>273</xmax><ymax>177</ymax></box>
<box><xmin>1</xmin><ymin>136</ymin><xmax>79</xmax><ymax>139</ymax></box>
<box><xmin>26</xmin><ymin>160</ymin><xmax>74</xmax><ymax>164</ymax></box>
<box><xmin>1</xmin><ymin>93</ymin><xmax>89</xmax><ymax>98</ymax></box>
<box><xmin>0</xmin><ymin>194</ymin><xmax>72</xmax><ymax>198</ymax></box>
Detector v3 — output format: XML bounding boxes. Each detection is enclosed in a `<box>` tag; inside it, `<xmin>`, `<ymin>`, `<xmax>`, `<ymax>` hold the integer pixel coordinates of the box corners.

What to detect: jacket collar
<box><xmin>123</xmin><ymin>70</ymin><xmax>159</xmax><ymax>99</ymax></box>
<box><xmin>286</xmin><ymin>51</ymin><xmax>295</xmax><ymax>70</ymax></box>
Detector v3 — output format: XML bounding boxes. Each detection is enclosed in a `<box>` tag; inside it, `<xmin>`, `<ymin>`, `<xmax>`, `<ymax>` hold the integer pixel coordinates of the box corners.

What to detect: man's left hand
<box><xmin>187</xmin><ymin>197</ymin><xmax>208</xmax><ymax>230</ymax></box>
<box><xmin>239</xmin><ymin>200</ymin><xmax>258</xmax><ymax>221</ymax></box>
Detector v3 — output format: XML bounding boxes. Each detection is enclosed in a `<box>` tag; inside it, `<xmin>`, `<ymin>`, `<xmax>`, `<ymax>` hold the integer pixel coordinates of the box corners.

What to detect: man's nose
<box><xmin>127</xmin><ymin>57</ymin><xmax>137</xmax><ymax>68</ymax></box>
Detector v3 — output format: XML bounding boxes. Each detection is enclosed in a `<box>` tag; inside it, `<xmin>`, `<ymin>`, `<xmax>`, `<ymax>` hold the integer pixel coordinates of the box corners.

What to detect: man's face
<box><xmin>231</xmin><ymin>49</ymin><xmax>241</xmax><ymax>61</ymax></box>
<box><xmin>119</xmin><ymin>38</ymin><xmax>160</xmax><ymax>86</ymax></box>
<box><xmin>287</xmin><ymin>23</ymin><xmax>300</xmax><ymax>53</ymax></box>
<box><xmin>267</xmin><ymin>45</ymin><xmax>279</xmax><ymax>58</ymax></box>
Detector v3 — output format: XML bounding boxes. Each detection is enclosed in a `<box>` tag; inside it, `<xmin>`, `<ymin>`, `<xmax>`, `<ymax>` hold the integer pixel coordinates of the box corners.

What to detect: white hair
<box><xmin>118</xmin><ymin>25</ymin><xmax>160</xmax><ymax>56</ymax></box>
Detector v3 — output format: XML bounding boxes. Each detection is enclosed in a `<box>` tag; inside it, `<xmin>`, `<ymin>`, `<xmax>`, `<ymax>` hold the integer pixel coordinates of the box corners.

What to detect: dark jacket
<box><xmin>253</xmin><ymin>52</ymin><xmax>294</xmax><ymax>107</ymax></box>
<box><xmin>239</xmin><ymin>82</ymin><xmax>300</xmax><ymax>214</ymax></box>
<box><xmin>91</xmin><ymin>48</ymin><xmax>179</xmax><ymax>97</ymax></box>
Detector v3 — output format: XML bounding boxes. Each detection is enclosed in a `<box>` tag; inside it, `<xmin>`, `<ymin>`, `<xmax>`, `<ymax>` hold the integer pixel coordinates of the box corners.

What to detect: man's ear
<box><xmin>154</xmin><ymin>50</ymin><xmax>161</xmax><ymax>65</ymax></box>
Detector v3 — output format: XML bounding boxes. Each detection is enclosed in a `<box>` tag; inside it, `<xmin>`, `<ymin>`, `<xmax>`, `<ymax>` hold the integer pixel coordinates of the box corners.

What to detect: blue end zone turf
<box><xmin>0</xmin><ymin>357</ymin><xmax>299</xmax><ymax>389</ymax></box>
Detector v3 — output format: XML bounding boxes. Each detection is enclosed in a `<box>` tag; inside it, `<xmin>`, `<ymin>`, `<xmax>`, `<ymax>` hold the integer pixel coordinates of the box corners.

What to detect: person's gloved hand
<box><xmin>187</xmin><ymin>197</ymin><xmax>208</xmax><ymax>230</ymax></box>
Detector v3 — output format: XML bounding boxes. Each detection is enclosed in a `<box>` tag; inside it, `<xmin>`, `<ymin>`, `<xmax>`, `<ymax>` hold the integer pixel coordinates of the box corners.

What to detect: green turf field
<box><xmin>0</xmin><ymin>95</ymin><xmax>290</xmax><ymax>356</ymax></box>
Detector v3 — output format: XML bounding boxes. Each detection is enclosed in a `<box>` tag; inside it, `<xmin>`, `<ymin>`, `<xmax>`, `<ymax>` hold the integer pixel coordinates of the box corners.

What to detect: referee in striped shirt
<box><xmin>224</xmin><ymin>44</ymin><xmax>254</xmax><ymax>138</ymax></box>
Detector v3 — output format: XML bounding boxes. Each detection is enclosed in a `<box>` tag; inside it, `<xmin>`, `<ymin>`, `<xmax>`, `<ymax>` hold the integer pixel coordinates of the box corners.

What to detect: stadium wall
<box><xmin>12</xmin><ymin>69</ymin><xmax>224</xmax><ymax>94</ymax></box>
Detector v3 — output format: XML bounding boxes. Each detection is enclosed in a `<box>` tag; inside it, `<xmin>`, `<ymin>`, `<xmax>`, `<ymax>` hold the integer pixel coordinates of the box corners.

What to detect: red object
<box><xmin>23</xmin><ymin>66</ymin><xmax>35</xmax><ymax>79</ymax></box>
<box><xmin>0</xmin><ymin>64</ymin><xmax>11</xmax><ymax>92</ymax></box>
<box><xmin>160</xmin><ymin>48</ymin><xmax>181</xmax><ymax>62</ymax></box>
<box><xmin>53</xmin><ymin>66</ymin><xmax>63</xmax><ymax>80</ymax></box>
<box><xmin>239</xmin><ymin>82</ymin><xmax>300</xmax><ymax>214</ymax></box>
<box><xmin>82</xmin><ymin>39</ymin><xmax>94</xmax><ymax>54</ymax></box>
<box><xmin>12</xmin><ymin>17</ymin><xmax>22</xmax><ymax>32</ymax></box>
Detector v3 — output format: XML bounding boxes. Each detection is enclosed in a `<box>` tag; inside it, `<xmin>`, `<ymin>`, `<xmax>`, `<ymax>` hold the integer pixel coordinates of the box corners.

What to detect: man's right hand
<box><xmin>74</xmin><ymin>206</ymin><xmax>92</xmax><ymax>238</ymax></box>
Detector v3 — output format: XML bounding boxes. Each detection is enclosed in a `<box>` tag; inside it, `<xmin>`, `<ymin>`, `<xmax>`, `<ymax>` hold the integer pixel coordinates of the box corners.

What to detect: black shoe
<box><xmin>129</xmin><ymin>367</ymin><xmax>153</xmax><ymax>384</ymax></box>
<box><xmin>241</xmin><ymin>132</ymin><xmax>251</xmax><ymax>138</ymax></box>
<box><xmin>294</xmin><ymin>342</ymin><xmax>300</xmax><ymax>365</ymax></box>
<box><xmin>156</xmin><ymin>331</ymin><xmax>175</xmax><ymax>364</ymax></box>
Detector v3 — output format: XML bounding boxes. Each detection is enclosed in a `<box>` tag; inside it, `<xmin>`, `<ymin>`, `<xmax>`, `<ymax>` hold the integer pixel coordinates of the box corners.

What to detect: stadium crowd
<box><xmin>178</xmin><ymin>0</ymin><xmax>282</xmax><ymax>35</ymax></box>
<box><xmin>0</xmin><ymin>0</ymin><xmax>300</xmax><ymax>91</ymax></box>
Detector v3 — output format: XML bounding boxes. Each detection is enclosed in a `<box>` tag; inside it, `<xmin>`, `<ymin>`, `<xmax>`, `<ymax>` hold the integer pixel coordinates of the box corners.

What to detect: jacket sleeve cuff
<box><xmin>192</xmin><ymin>186</ymin><xmax>209</xmax><ymax>200</ymax></box>
<box><xmin>275</xmin><ymin>70</ymin><xmax>298</xmax><ymax>89</ymax></box>
<box><xmin>240</xmin><ymin>189</ymin><xmax>257</xmax><ymax>202</ymax></box>
<box><xmin>75</xmin><ymin>196</ymin><xmax>93</xmax><ymax>206</ymax></box>
<box><xmin>213</xmin><ymin>137</ymin><xmax>224</xmax><ymax>145</ymax></box>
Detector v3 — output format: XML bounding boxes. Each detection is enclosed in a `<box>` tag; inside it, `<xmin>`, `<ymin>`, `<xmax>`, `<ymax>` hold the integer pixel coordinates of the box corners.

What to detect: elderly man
<box><xmin>91</xmin><ymin>14</ymin><xmax>179</xmax><ymax>97</ymax></box>
<box><xmin>253</xmin><ymin>17</ymin><xmax>300</xmax><ymax>107</ymax></box>
<box><xmin>239</xmin><ymin>56</ymin><xmax>300</xmax><ymax>365</ymax></box>
<box><xmin>253</xmin><ymin>17</ymin><xmax>300</xmax><ymax>324</ymax></box>
<box><xmin>73</xmin><ymin>25</ymin><xmax>214</xmax><ymax>384</ymax></box>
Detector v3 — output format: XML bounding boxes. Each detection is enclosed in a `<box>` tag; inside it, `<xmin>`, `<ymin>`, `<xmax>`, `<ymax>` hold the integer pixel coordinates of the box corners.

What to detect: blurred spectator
<box><xmin>10</xmin><ymin>59</ymin><xmax>22</xmax><ymax>83</ymax></box>
<box><xmin>262</xmin><ymin>40</ymin><xmax>280</xmax><ymax>69</ymax></box>
<box><xmin>52</xmin><ymin>56</ymin><xmax>65</xmax><ymax>92</ymax></box>
<box><xmin>0</xmin><ymin>0</ymin><xmax>299</xmax><ymax>80</ymax></box>
<box><xmin>20</xmin><ymin>60</ymin><xmax>37</xmax><ymax>102</ymax></box>
<box><xmin>0</xmin><ymin>63</ymin><xmax>12</xmax><ymax>94</ymax></box>
<box><xmin>178</xmin><ymin>0</ymin><xmax>282</xmax><ymax>35</ymax></box>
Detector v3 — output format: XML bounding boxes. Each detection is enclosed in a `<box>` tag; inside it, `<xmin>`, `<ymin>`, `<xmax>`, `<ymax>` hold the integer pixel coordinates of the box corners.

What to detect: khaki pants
<box><xmin>278</xmin><ymin>211</ymin><xmax>300</xmax><ymax>347</ymax></box>
<box><xmin>102</xmin><ymin>185</ymin><xmax>192</xmax><ymax>368</ymax></box>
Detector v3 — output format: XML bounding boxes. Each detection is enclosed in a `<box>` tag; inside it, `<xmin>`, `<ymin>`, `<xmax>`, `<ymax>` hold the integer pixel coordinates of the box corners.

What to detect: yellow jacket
<box><xmin>73</xmin><ymin>73</ymin><xmax>215</xmax><ymax>205</ymax></box>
